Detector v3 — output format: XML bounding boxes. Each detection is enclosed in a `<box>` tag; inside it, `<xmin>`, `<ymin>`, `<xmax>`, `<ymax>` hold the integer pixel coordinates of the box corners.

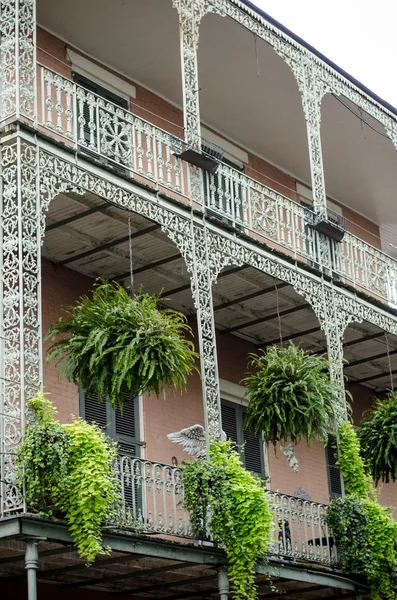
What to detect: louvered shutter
<box><xmin>326</xmin><ymin>435</ymin><xmax>342</xmax><ymax>498</ymax></box>
<box><xmin>81</xmin><ymin>390</ymin><xmax>141</xmax><ymax>513</ymax></box>
<box><xmin>80</xmin><ymin>389</ymin><xmax>109</xmax><ymax>430</ymax></box>
<box><xmin>242</xmin><ymin>409</ymin><xmax>266</xmax><ymax>478</ymax></box>
<box><xmin>221</xmin><ymin>402</ymin><xmax>238</xmax><ymax>445</ymax></box>
<box><xmin>72</xmin><ymin>72</ymin><xmax>128</xmax><ymax>154</ymax></box>
<box><xmin>221</xmin><ymin>400</ymin><xmax>267</xmax><ymax>479</ymax></box>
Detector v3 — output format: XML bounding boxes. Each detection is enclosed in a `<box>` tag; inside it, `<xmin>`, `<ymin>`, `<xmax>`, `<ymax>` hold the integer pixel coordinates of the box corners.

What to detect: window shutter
<box><xmin>113</xmin><ymin>393</ymin><xmax>140</xmax><ymax>458</ymax></box>
<box><xmin>221</xmin><ymin>402</ymin><xmax>238</xmax><ymax>445</ymax></box>
<box><xmin>326</xmin><ymin>435</ymin><xmax>342</xmax><ymax>498</ymax></box>
<box><xmin>80</xmin><ymin>389</ymin><xmax>108</xmax><ymax>430</ymax></box>
<box><xmin>72</xmin><ymin>72</ymin><xmax>128</xmax><ymax>150</ymax></box>
<box><xmin>221</xmin><ymin>400</ymin><xmax>267</xmax><ymax>479</ymax></box>
<box><xmin>242</xmin><ymin>410</ymin><xmax>265</xmax><ymax>478</ymax></box>
<box><xmin>80</xmin><ymin>390</ymin><xmax>141</xmax><ymax>513</ymax></box>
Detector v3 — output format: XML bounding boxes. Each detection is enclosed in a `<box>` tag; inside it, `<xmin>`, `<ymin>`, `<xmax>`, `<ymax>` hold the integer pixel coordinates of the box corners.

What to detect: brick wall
<box><xmin>42</xmin><ymin>261</ymin><xmax>396</xmax><ymax>508</ymax></box>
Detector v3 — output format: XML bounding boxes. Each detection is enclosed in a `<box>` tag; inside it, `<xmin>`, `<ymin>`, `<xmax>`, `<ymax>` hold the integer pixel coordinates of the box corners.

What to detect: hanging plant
<box><xmin>46</xmin><ymin>280</ymin><xmax>198</xmax><ymax>409</ymax></box>
<box><xmin>17</xmin><ymin>393</ymin><xmax>119</xmax><ymax>565</ymax></box>
<box><xmin>326</xmin><ymin>423</ymin><xmax>397</xmax><ymax>600</ymax></box>
<box><xmin>183</xmin><ymin>441</ymin><xmax>274</xmax><ymax>600</ymax></box>
<box><xmin>242</xmin><ymin>342</ymin><xmax>341</xmax><ymax>448</ymax></box>
<box><xmin>358</xmin><ymin>394</ymin><xmax>397</xmax><ymax>484</ymax></box>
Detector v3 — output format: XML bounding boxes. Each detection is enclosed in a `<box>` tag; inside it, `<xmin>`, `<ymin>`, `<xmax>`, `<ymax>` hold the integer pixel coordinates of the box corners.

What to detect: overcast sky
<box><xmin>252</xmin><ymin>1</ymin><xmax>397</xmax><ymax>108</ymax></box>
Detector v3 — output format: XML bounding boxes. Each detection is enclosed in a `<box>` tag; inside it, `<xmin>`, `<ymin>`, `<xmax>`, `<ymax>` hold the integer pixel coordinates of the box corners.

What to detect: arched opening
<box><xmin>210</xmin><ymin>261</ymin><xmax>339</xmax><ymax>563</ymax></box>
<box><xmin>344</xmin><ymin>319</ymin><xmax>397</xmax><ymax>513</ymax></box>
<box><xmin>41</xmin><ymin>187</ymin><xmax>200</xmax><ymax>537</ymax></box>
<box><xmin>321</xmin><ymin>93</ymin><xmax>397</xmax><ymax>304</ymax></box>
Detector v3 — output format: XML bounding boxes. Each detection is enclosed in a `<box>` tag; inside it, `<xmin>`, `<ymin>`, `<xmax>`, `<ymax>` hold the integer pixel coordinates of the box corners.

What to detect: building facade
<box><xmin>0</xmin><ymin>0</ymin><xmax>397</xmax><ymax>598</ymax></box>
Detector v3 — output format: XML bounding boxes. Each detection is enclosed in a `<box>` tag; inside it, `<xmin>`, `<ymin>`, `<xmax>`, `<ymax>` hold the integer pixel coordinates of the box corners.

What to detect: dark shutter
<box><xmin>72</xmin><ymin>72</ymin><xmax>128</xmax><ymax>164</ymax></box>
<box><xmin>80</xmin><ymin>390</ymin><xmax>141</xmax><ymax>513</ymax></box>
<box><xmin>326</xmin><ymin>435</ymin><xmax>342</xmax><ymax>498</ymax></box>
<box><xmin>242</xmin><ymin>409</ymin><xmax>265</xmax><ymax>477</ymax></box>
<box><xmin>221</xmin><ymin>400</ymin><xmax>267</xmax><ymax>479</ymax></box>
<box><xmin>80</xmin><ymin>389</ymin><xmax>108</xmax><ymax>429</ymax></box>
<box><xmin>221</xmin><ymin>403</ymin><xmax>238</xmax><ymax>445</ymax></box>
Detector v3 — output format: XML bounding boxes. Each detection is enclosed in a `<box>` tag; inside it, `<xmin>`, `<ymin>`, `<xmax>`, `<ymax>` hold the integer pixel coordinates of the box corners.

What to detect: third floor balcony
<box><xmin>12</xmin><ymin>0</ymin><xmax>397</xmax><ymax>310</ymax></box>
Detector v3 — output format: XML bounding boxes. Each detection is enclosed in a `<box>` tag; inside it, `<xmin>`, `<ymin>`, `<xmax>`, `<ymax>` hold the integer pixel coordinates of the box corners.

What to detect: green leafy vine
<box><xmin>18</xmin><ymin>393</ymin><xmax>119</xmax><ymax>564</ymax></box>
<box><xmin>183</xmin><ymin>441</ymin><xmax>273</xmax><ymax>600</ymax></box>
<box><xmin>326</xmin><ymin>423</ymin><xmax>397</xmax><ymax>600</ymax></box>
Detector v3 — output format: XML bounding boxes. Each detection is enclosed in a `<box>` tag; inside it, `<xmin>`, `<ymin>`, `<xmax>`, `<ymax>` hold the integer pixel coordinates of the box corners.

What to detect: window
<box><xmin>325</xmin><ymin>434</ymin><xmax>342</xmax><ymax>498</ymax></box>
<box><xmin>80</xmin><ymin>389</ymin><xmax>141</xmax><ymax>456</ymax></box>
<box><xmin>203</xmin><ymin>157</ymin><xmax>244</xmax><ymax>226</ymax></box>
<box><xmin>73</xmin><ymin>72</ymin><xmax>128</xmax><ymax>150</ymax></box>
<box><xmin>80</xmin><ymin>390</ymin><xmax>142</xmax><ymax>511</ymax></box>
<box><xmin>221</xmin><ymin>399</ymin><xmax>267</xmax><ymax>479</ymax></box>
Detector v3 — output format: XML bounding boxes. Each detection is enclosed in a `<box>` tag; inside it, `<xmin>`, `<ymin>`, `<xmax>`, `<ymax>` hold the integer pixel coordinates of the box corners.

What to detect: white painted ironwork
<box><xmin>0</xmin><ymin>0</ymin><xmax>36</xmax><ymax>122</ymax></box>
<box><xmin>38</xmin><ymin>66</ymin><xmax>187</xmax><ymax>199</ymax></box>
<box><xmin>111</xmin><ymin>456</ymin><xmax>335</xmax><ymax>566</ymax></box>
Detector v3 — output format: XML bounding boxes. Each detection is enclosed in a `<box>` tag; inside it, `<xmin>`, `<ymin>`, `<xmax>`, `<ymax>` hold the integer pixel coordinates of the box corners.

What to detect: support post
<box><xmin>0</xmin><ymin>0</ymin><xmax>37</xmax><ymax>124</ymax></box>
<box><xmin>191</xmin><ymin>223</ymin><xmax>222</xmax><ymax>450</ymax></box>
<box><xmin>299</xmin><ymin>59</ymin><xmax>328</xmax><ymax>218</ymax></box>
<box><xmin>0</xmin><ymin>132</ymin><xmax>42</xmax><ymax>515</ymax></box>
<box><xmin>25</xmin><ymin>540</ymin><xmax>39</xmax><ymax>600</ymax></box>
<box><xmin>218</xmin><ymin>567</ymin><xmax>229</xmax><ymax>600</ymax></box>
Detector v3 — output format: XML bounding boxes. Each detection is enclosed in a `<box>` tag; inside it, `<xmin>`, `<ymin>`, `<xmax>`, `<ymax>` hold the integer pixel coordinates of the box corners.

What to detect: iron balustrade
<box><xmin>110</xmin><ymin>456</ymin><xmax>336</xmax><ymax>566</ymax></box>
<box><xmin>39</xmin><ymin>66</ymin><xmax>188</xmax><ymax>199</ymax></box>
<box><xmin>38</xmin><ymin>64</ymin><xmax>397</xmax><ymax>306</ymax></box>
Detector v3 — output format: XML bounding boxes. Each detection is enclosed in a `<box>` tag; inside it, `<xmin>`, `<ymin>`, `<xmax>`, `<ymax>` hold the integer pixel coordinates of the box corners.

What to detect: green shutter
<box><xmin>221</xmin><ymin>400</ymin><xmax>267</xmax><ymax>479</ymax></box>
<box><xmin>326</xmin><ymin>435</ymin><xmax>342</xmax><ymax>498</ymax></box>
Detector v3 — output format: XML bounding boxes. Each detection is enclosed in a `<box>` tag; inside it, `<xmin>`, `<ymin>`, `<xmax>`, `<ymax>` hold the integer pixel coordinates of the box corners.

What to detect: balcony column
<box><xmin>191</xmin><ymin>223</ymin><xmax>222</xmax><ymax>451</ymax></box>
<box><xmin>0</xmin><ymin>0</ymin><xmax>36</xmax><ymax>124</ymax></box>
<box><xmin>299</xmin><ymin>58</ymin><xmax>328</xmax><ymax>219</ymax></box>
<box><xmin>0</xmin><ymin>131</ymin><xmax>42</xmax><ymax>516</ymax></box>
<box><xmin>173</xmin><ymin>0</ymin><xmax>213</xmax><ymax>206</ymax></box>
<box><xmin>25</xmin><ymin>539</ymin><xmax>39</xmax><ymax>600</ymax></box>
<box><xmin>217</xmin><ymin>567</ymin><xmax>229</xmax><ymax>600</ymax></box>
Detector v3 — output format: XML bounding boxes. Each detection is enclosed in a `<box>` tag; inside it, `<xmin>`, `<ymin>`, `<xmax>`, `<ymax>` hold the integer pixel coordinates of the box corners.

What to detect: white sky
<box><xmin>251</xmin><ymin>1</ymin><xmax>397</xmax><ymax>108</ymax></box>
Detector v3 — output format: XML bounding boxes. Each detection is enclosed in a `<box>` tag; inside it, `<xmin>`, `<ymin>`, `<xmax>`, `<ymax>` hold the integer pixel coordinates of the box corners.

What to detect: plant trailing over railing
<box><xmin>358</xmin><ymin>394</ymin><xmax>397</xmax><ymax>485</ymax></box>
<box><xmin>183</xmin><ymin>441</ymin><xmax>273</xmax><ymax>600</ymax></box>
<box><xmin>17</xmin><ymin>393</ymin><xmax>119</xmax><ymax>564</ymax></box>
<box><xmin>242</xmin><ymin>343</ymin><xmax>341</xmax><ymax>448</ymax></box>
<box><xmin>326</xmin><ymin>423</ymin><xmax>397</xmax><ymax>600</ymax></box>
<box><xmin>46</xmin><ymin>280</ymin><xmax>198</xmax><ymax>409</ymax></box>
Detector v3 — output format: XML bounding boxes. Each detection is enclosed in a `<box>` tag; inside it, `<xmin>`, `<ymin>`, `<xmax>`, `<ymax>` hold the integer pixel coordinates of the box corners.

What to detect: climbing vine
<box><xmin>326</xmin><ymin>423</ymin><xmax>397</xmax><ymax>600</ymax></box>
<box><xmin>183</xmin><ymin>441</ymin><xmax>273</xmax><ymax>600</ymax></box>
<box><xmin>18</xmin><ymin>393</ymin><xmax>119</xmax><ymax>564</ymax></box>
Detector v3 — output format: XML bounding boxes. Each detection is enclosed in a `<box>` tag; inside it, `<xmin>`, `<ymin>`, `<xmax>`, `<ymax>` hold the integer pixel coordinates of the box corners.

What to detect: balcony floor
<box><xmin>0</xmin><ymin>515</ymin><xmax>365</xmax><ymax>599</ymax></box>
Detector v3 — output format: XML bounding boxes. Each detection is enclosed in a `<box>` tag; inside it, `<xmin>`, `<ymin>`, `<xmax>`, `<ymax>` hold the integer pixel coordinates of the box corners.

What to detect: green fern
<box><xmin>46</xmin><ymin>280</ymin><xmax>198</xmax><ymax>409</ymax></box>
<box><xmin>242</xmin><ymin>342</ymin><xmax>344</xmax><ymax>447</ymax></box>
<box><xmin>358</xmin><ymin>394</ymin><xmax>397</xmax><ymax>484</ymax></box>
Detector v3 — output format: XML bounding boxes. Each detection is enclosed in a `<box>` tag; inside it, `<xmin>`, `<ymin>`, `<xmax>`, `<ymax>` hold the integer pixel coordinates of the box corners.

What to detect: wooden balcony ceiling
<box><xmin>37</xmin><ymin>0</ymin><xmax>397</xmax><ymax>257</ymax></box>
<box><xmin>0</xmin><ymin>536</ymin><xmax>363</xmax><ymax>598</ymax></box>
<box><xmin>43</xmin><ymin>191</ymin><xmax>397</xmax><ymax>393</ymax></box>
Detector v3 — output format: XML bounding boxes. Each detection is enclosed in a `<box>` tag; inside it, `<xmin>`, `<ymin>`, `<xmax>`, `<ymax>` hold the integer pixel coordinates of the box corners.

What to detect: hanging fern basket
<box><xmin>46</xmin><ymin>280</ymin><xmax>198</xmax><ymax>409</ymax></box>
<box><xmin>358</xmin><ymin>394</ymin><xmax>397</xmax><ymax>484</ymax></box>
<box><xmin>242</xmin><ymin>342</ymin><xmax>341</xmax><ymax>447</ymax></box>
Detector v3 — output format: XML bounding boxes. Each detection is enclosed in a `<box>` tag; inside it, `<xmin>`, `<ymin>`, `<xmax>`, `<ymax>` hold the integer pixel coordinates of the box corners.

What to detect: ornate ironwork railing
<box><xmin>38</xmin><ymin>65</ymin><xmax>188</xmax><ymax>199</ymax></box>
<box><xmin>38</xmin><ymin>65</ymin><xmax>397</xmax><ymax>306</ymax></box>
<box><xmin>204</xmin><ymin>162</ymin><xmax>397</xmax><ymax>305</ymax></box>
<box><xmin>111</xmin><ymin>457</ymin><xmax>335</xmax><ymax>566</ymax></box>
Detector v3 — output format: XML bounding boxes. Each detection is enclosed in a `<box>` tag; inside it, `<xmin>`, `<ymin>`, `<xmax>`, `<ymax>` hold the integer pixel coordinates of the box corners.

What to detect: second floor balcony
<box><xmin>37</xmin><ymin>64</ymin><xmax>397</xmax><ymax>309</ymax></box>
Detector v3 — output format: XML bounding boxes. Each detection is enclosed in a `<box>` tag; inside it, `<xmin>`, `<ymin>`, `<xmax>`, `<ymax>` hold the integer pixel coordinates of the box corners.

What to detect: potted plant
<box><xmin>46</xmin><ymin>280</ymin><xmax>198</xmax><ymax>409</ymax></box>
<box><xmin>242</xmin><ymin>342</ymin><xmax>341</xmax><ymax>449</ymax></box>
<box><xmin>358</xmin><ymin>393</ymin><xmax>397</xmax><ymax>484</ymax></box>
